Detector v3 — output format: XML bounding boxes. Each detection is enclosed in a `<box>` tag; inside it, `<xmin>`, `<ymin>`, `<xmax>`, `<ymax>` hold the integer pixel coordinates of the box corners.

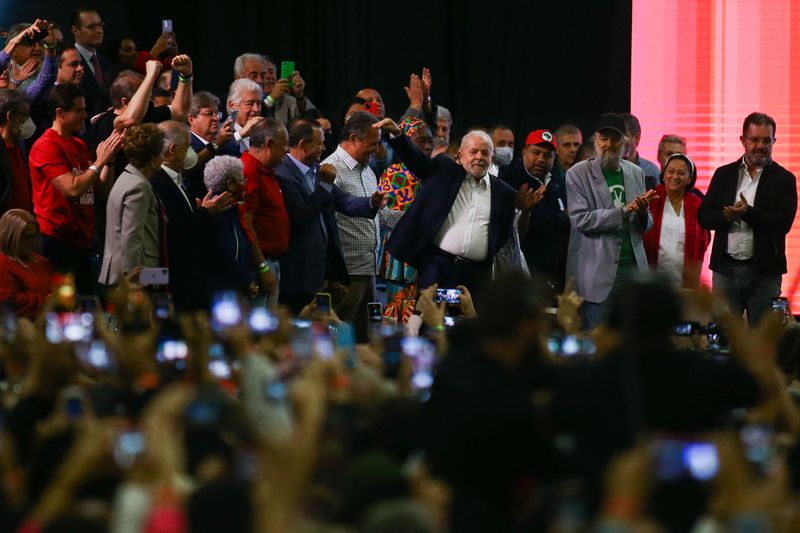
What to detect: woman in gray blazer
<box><xmin>99</xmin><ymin>124</ymin><xmax>164</xmax><ymax>286</ymax></box>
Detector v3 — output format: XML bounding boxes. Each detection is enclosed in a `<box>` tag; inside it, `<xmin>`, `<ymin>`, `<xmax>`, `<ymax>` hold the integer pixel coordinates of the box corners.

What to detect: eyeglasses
<box><xmin>197</xmin><ymin>111</ymin><xmax>222</xmax><ymax>121</ymax></box>
<box><xmin>743</xmin><ymin>136</ymin><xmax>775</xmax><ymax>146</ymax></box>
<box><xmin>84</xmin><ymin>22</ymin><xmax>105</xmax><ymax>31</ymax></box>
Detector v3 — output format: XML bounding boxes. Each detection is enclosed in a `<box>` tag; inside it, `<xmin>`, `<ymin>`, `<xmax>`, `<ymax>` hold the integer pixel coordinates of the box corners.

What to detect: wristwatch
<box><xmin>208</xmin><ymin>142</ymin><xmax>219</xmax><ymax>154</ymax></box>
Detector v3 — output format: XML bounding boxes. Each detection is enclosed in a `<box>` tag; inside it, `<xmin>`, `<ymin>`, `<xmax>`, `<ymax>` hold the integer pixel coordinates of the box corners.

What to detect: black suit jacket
<box><xmin>698</xmin><ymin>157</ymin><xmax>797</xmax><ymax>276</ymax></box>
<box><xmin>78</xmin><ymin>49</ymin><xmax>112</xmax><ymax>116</ymax></box>
<box><xmin>274</xmin><ymin>155</ymin><xmax>376</xmax><ymax>296</ymax></box>
<box><xmin>150</xmin><ymin>168</ymin><xmax>213</xmax><ymax>310</ymax></box>
<box><xmin>386</xmin><ymin>135</ymin><xmax>516</xmax><ymax>268</ymax></box>
<box><xmin>500</xmin><ymin>161</ymin><xmax>570</xmax><ymax>280</ymax></box>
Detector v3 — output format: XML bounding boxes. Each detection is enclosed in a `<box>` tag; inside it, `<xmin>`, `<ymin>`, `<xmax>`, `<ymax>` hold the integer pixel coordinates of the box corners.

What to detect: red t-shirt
<box><xmin>242</xmin><ymin>151</ymin><xmax>290</xmax><ymax>257</ymax></box>
<box><xmin>3</xmin><ymin>141</ymin><xmax>32</xmax><ymax>212</ymax></box>
<box><xmin>28</xmin><ymin>129</ymin><xmax>95</xmax><ymax>249</ymax></box>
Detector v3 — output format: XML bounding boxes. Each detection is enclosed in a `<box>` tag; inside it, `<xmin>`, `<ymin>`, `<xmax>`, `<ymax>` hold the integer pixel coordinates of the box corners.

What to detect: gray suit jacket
<box><xmin>271</xmin><ymin>95</ymin><xmax>316</xmax><ymax>124</ymax></box>
<box><xmin>99</xmin><ymin>164</ymin><xmax>160</xmax><ymax>285</ymax></box>
<box><xmin>565</xmin><ymin>157</ymin><xmax>652</xmax><ymax>303</ymax></box>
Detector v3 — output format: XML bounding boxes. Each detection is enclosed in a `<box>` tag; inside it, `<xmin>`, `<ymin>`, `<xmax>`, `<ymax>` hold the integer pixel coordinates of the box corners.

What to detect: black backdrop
<box><xmin>6</xmin><ymin>0</ymin><xmax>631</xmax><ymax>147</ymax></box>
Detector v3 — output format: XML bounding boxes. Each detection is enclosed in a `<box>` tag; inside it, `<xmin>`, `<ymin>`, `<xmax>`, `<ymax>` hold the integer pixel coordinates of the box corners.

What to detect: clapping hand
<box><xmin>624</xmin><ymin>189</ymin><xmax>658</xmax><ymax>214</ymax></box>
<box><xmin>724</xmin><ymin>193</ymin><xmax>749</xmax><ymax>222</ymax></box>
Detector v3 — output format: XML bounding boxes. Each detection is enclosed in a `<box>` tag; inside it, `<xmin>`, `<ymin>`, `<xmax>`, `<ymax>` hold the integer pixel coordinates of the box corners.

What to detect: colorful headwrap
<box><xmin>400</xmin><ymin>117</ymin><xmax>426</xmax><ymax>138</ymax></box>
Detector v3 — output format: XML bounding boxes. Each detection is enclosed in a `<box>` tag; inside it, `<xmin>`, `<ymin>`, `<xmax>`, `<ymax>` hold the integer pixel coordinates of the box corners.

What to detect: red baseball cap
<box><xmin>525</xmin><ymin>129</ymin><xmax>557</xmax><ymax>151</ymax></box>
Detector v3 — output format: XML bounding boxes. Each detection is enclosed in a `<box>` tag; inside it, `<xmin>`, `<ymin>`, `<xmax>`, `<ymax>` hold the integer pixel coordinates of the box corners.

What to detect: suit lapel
<box><xmin>591</xmin><ymin>157</ymin><xmax>616</xmax><ymax>209</ymax></box>
<box><xmin>284</xmin><ymin>156</ymin><xmax>312</xmax><ymax>199</ymax></box>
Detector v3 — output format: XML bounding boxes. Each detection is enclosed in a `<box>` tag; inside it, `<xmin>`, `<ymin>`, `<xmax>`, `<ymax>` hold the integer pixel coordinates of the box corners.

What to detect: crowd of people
<box><xmin>0</xmin><ymin>9</ymin><xmax>799</xmax><ymax>533</ymax></box>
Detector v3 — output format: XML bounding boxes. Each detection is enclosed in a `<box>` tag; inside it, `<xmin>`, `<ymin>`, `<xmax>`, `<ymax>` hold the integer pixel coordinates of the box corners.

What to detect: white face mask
<box><xmin>182</xmin><ymin>146</ymin><xmax>198</xmax><ymax>169</ymax></box>
<box><xmin>19</xmin><ymin>117</ymin><xmax>35</xmax><ymax>140</ymax></box>
<box><xmin>494</xmin><ymin>146</ymin><xmax>513</xmax><ymax>166</ymax></box>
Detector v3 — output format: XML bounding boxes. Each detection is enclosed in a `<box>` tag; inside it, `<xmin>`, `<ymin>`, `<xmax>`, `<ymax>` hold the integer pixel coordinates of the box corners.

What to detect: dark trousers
<box><xmin>280</xmin><ymin>291</ymin><xmax>315</xmax><ymax>316</ymax></box>
<box><xmin>417</xmin><ymin>249</ymin><xmax>492</xmax><ymax>309</ymax></box>
<box><xmin>712</xmin><ymin>255</ymin><xmax>782</xmax><ymax>327</ymax></box>
<box><xmin>40</xmin><ymin>234</ymin><xmax>95</xmax><ymax>296</ymax></box>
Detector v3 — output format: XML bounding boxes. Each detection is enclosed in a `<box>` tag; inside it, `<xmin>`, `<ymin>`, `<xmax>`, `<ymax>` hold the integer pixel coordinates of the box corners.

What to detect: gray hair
<box><xmin>190</xmin><ymin>91</ymin><xmax>220</xmax><ymax>117</ymax></box>
<box><xmin>249</xmin><ymin>118</ymin><xmax>286</xmax><ymax>149</ymax></box>
<box><xmin>437</xmin><ymin>105</ymin><xmax>452</xmax><ymax>125</ymax></box>
<box><xmin>227</xmin><ymin>78</ymin><xmax>262</xmax><ymax>107</ymax></box>
<box><xmin>658</xmin><ymin>134</ymin><xmax>687</xmax><ymax>154</ymax></box>
<box><xmin>460</xmin><ymin>129</ymin><xmax>493</xmax><ymax>153</ymax></box>
<box><xmin>158</xmin><ymin>120</ymin><xmax>189</xmax><ymax>147</ymax></box>
<box><xmin>204</xmin><ymin>155</ymin><xmax>243</xmax><ymax>192</ymax></box>
<box><xmin>6</xmin><ymin>23</ymin><xmax>32</xmax><ymax>44</ymax></box>
<box><xmin>233</xmin><ymin>53</ymin><xmax>267</xmax><ymax>78</ymax></box>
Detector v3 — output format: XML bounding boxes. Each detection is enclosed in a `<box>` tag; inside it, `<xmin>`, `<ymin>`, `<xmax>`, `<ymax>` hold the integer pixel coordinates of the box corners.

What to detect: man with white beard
<box><xmin>565</xmin><ymin>113</ymin><xmax>657</xmax><ymax>330</ymax></box>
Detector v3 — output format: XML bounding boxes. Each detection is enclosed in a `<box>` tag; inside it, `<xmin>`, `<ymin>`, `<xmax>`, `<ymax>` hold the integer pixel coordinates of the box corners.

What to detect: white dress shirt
<box><xmin>160</xmin><ymin>165</ymin><xmax>193</xmax><ymax>210</ymax></box>
<box><xmin>657</xmin><ymin>200</ymin><xmax>685</xmax><ymax>286</ymax></box>
<box><xmin>727</xmin><ymin>157</ymin><xmax>764</xmax><ymax>259</ymax></box>
<box><xmin>233</xmin><ymin>122</ymin><xmax>249</xmax><ymax>153</ymax></box>
<box><xmin>433</xmin><ymin>173</ymin><xmax>492</xmax><ymax>261</ymax></box>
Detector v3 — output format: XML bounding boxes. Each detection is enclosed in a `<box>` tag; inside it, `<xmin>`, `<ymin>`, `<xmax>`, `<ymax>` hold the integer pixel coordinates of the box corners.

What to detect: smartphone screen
<box><xmin>772</xmin><ymin>297</ymin><xmax>789</xmax><ymax>314</ymax></box>
<box><xmin>281</xmin><ymin>60</ymin><xmax>295</xmax><ymax>87</ymax></box>
<box><xmin>249</xmin><ymin>307</ymin><xmax>278</xmax><ymax>334</ymax></box>
<box><xmin>153</xmin><ymin>292</ymin><xmax>172</xmax><ymax>321</ymax></box>
<box><xmin>315</xmin><ymin>292</ymin><xmax>332</xmax><ymax>314</ymax></box>
<box><xmin>211</xmin><ymin>292</ymin><xmax>242</xmax><ymax>332</ymax></box>
<box><xmin>162</xmin><ymin>19</ymin><xmax>173</xmax><ymax>34</ymax></box>
<box><xmin>367</xmin><ymin>302</ymin><xmax>383</xmax><ymax>323</ymax></box>
<box><xmin>434</xmin><ymin>288</ymin><xmax>462</xmax><ymax>304</ymax></box>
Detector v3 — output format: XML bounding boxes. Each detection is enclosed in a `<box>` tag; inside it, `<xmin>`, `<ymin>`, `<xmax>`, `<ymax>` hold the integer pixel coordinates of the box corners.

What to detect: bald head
<box><xmin>158</xmin><ymin>120</ymin><xmax>191</xmax><ymax>171</ymax></box>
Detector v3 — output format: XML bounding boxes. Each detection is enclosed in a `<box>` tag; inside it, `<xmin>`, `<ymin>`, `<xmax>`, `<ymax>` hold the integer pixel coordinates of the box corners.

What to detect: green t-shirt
<box><xmin>602</xmin><ymin>167</ymin><xmax>636</xmax><ymax>270</ymax></box>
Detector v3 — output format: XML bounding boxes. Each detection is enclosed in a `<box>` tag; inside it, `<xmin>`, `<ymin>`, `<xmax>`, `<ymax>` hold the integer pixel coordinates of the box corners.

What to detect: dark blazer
<box><xmin>500</xmin><ymin>161</ymin><xmax>570</xmax><ymax>281</ymax></box>
<box><xmin>150</xmin><ymin>168</ymin><xmax>213</xmax><ymax>310</ymax></box>
<box><xmin>386</xmin><ymin>134</ymin><xmax>516</xmax><ymax>269</ymax></box>
<box><xmin>698</xmin><ymin>157</ymin><xmax>797</xmax><ymax>276</ymax></box>
<box><xmin>204</xmin><ymin>206</ymin><xmax>257</xmax><ymax>296</ymax></box>
<box><xmin>274</xmin><ymin>154</ymin><xmax>376</xmax><ymax>296</ymax></box>
<box><xmin>183</xmin><ymin>134</ymin><xmax>241</xmax><ymax>201</ymax></box>
<box><xmin>78</xmin><ymin>49</ymin><xmax>112</xmax><ymax>116</ymax></box>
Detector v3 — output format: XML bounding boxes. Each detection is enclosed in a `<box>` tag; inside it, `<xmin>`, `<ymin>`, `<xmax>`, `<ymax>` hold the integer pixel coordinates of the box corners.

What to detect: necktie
<box><xmin>90</xmin><ymin>54</ymin><xmax>104</xmax><ymax>84</ymax></box>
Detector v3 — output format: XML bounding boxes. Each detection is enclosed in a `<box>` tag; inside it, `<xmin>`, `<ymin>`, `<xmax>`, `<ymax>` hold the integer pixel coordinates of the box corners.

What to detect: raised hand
<box><xmin>170</xmin><ymin>54</ymin><xmax>192</xmax><ymax>76</ymax></box>
<box><xmin>516</xmin><ymin>183</ymin><xmax>545</xmax><ymax>211</ymax></box>
<box><xmin>404</xmin><ymin>73</ymin><xmax>424</xmax><ymax>109</ymax></box>
<box><xmin>292</xmin><ymin>70</ymin><xmax>306</xmax><ymax>100</ymax></box>
<box><xmin>372</xmin><ymin>117</ymin><xmax>402</xmax><ymax>137</ymax></box>
<box><xmin>95</xmin><ymin>129</ymin><xmax>124</xmax><ymax>166</ymax></box>
<box><xmin>421</xmin><ymin>67</ymin><xmax>432</xmax><ymax>102</ymax></box>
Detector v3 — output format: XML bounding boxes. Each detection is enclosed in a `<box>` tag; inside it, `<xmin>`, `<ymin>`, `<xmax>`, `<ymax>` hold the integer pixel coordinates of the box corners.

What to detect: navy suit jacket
<box><xmin>500</xmin><ymin>161</ymin><xmax>570</xmax><ymax>279</ymax></box>
<box><xmin>78</xmin><ymin>50</ymin><xmax>112</xmax><ymax>116</ymax></box>
<box><xmin>182</xmin><ymin>134</ymin><xmax>241</xmax><ymax>201</ymax></box>
<box><xmin>150</xmin><ymin>168</ymin><xmax>213</xmax><ymax>310</ymax></box>
<box><xmin>386</xmin><ymin>135</ymin><xmax>517</xmax><ymax>269</ymax></box>
<box><xmin>274</xmin><ymin>154</ymin><xmax>376</xmax><ymax>296</ymax></box>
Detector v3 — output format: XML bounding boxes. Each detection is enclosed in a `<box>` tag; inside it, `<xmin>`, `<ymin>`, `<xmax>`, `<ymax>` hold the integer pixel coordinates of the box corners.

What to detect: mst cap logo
<box><xmin>542</xmin><ymin>131</ymin><xmax>553</xmax><ymax>142</ymax></box>
<box><xmin>524</xmin><ymin>129</ymin><xmax>558</xmax><ymax>151</ymax></box>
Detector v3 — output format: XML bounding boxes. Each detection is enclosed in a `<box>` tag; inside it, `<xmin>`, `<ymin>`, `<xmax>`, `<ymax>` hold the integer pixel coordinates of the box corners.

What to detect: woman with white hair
<box><xmin>203</xmin><ymin>155</ymin><xmax>259</xmax><ymax>298</ymax></box>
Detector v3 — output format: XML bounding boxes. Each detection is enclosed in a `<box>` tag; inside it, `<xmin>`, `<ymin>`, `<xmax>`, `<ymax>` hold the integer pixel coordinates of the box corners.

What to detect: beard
<box><xmin>599</xmin><ymin>149</ymin><xmax>622</xmax><ymax>171</ymax></box>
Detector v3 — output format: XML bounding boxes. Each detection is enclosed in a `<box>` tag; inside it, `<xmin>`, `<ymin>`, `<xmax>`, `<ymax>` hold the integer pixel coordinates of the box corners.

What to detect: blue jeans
<box><xmin>253</xmin><ymin>258</ymin><xmax>281</xmax><ymax>309</ymax></box>
<box><xmin>712</xmin><ymin>256</ymin><xmax>781</xmax><ymax>327</ymax></box>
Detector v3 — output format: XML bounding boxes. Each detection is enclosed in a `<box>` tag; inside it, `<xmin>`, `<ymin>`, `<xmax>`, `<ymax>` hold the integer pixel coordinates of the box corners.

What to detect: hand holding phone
<box><xmin>162</xmin><ymin>19</ymin><xmax>173</xmax><ymax>34</ymax></box>
<box><xmin>281</xmin><ymin>61</ymin><xmax>295</xmax><ymax>88</ymax></box>
<box><xmin>315</xmin><ymin>292</ymin><xmax>332</xmax><ymax>314</ymax></box>
<box><xmin>434</xmin><ymin>288</ymin><xmax>462</xmax><ymax>305</ymax></box>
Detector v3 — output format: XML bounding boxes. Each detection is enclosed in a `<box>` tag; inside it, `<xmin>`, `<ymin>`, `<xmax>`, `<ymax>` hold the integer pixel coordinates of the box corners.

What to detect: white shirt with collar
<box><xmin>232</xmin><ymin>122</ymin><xmax>249</xmax><ymax>153</ymax></box>
<box><xmin>74</xmin><ymin>42</ymin><xmax>98</xmax><ymax>76</ymax></box>
<box><xmin>433</xmin><ymin>172</ymin><xmax>492</xmax><ymax>261</ymax></box>
<box><xmin>657</xmin><ymin>199</ymin><xmax>685</xmax><ymax>286</ymax></box>
<box><xmin>727</xmin><ymin>157</ymin><xmax>765</xmax><ymax>260</ymax></box>
<box><xmin>160</xmin><ymin>164</ymin><xmax>193</xmax><ymax>210</ymax></box>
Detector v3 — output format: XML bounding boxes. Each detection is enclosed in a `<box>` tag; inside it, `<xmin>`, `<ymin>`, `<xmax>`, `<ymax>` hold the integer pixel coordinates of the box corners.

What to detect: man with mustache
<box><xmin>699</xmin><ymin>112</ymin><xmax>797</xmax><ymax>326</ymax></box>
<box><xmin>500</xmin><ymin>129</ymin><xmax>569</xmax><ymax>290</ymax></box>
<box><xmin>565</xmin><ymin>113</ymin><xmax>657</xmax><ymax>330</ymax></box>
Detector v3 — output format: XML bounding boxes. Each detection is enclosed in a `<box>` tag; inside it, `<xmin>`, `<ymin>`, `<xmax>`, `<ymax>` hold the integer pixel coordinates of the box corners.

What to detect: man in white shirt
<box><xmin>699</xmin><ymin>112</ymin><xmax>798</xmax><ymax>326</ymax></box>
<box><xmin>376</xmin><ymin>118</ymin><xmax>518</xmax><ymax>307</ymax></box>
<box><xmin>225</xmin><ymin>79</ymin><xmax>265</xmax><ymax>154</ymax></box>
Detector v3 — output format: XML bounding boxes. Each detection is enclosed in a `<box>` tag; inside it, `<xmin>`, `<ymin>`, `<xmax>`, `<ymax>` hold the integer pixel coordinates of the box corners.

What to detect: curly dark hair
<box><xmin>123</xmin><ymin>123</ymin><xmax>164</xmax><ymax>168</ymax></box>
